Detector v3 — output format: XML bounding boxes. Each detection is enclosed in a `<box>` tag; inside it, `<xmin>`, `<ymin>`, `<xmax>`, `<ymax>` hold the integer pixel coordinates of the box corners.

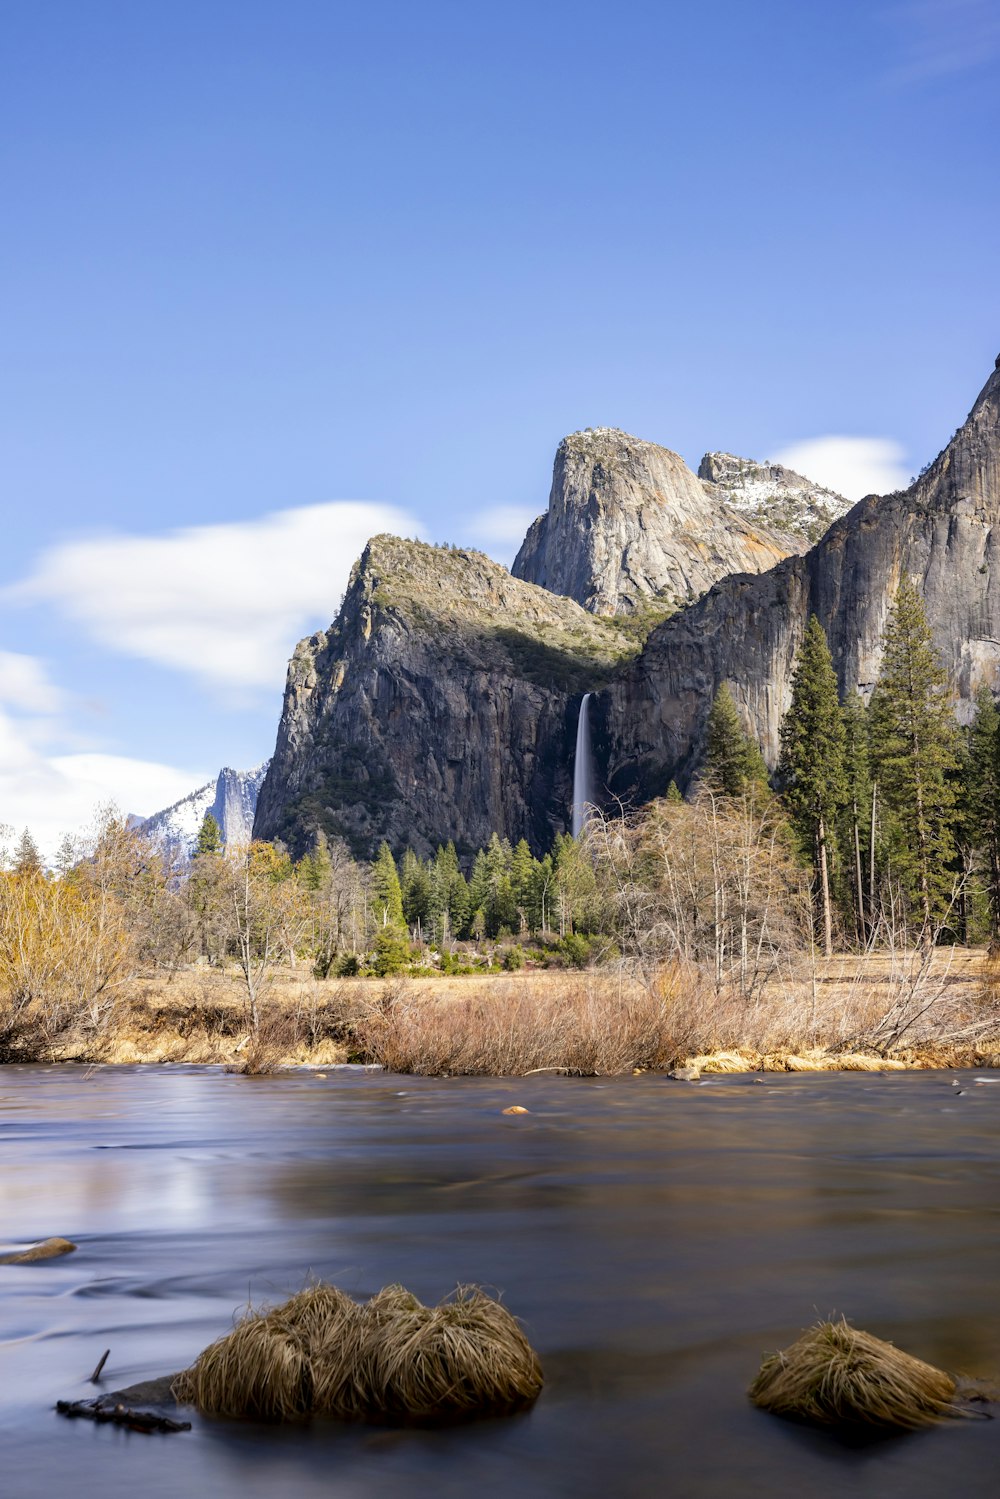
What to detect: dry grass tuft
<box><xmin>361</xmin><ymin>1285</ymin><xmax>544</xmax><ymax>1422</ymax></box>
<box><xmin>175</xmin><ymin>1281</ymin><xmax>542</xmax><ymax>1425</ymax></box>
<box><xmin>172</xmin><ymin>1304</ymin><xmax>312</xmax><ymax>1421</ymax></box>
<box><xmin>749</xmin><ymin>1317</ymin><xmax>960</xmax><ymax>1430</ymax></box>
<box><xmin>687</xmin><ymin>1050</ymin><xmax>759</xmax><ymax>1073</ymax></box>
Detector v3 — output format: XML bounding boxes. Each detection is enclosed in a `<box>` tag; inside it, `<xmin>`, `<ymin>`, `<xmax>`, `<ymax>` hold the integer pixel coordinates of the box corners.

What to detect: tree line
<box><xmin>1</xmin><ymin>574</ymin><xmax>997</xmax><ymax>1057</ymax></box>
<box><xmin>712</xmin><ymin>576</ymin><xmax>993</xmax><ymax>952</ymax></box>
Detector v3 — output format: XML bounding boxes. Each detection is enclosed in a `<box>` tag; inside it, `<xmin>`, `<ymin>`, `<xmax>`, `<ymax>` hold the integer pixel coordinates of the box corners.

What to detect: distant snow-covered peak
<box><xmin>139</xmin><ymin>760</ymin><xmax>270</xmax><ymax>857</ymax></box>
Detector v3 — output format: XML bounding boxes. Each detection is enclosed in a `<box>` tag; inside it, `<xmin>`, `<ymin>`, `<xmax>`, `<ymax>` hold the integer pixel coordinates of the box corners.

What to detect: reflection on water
<box><xmin>1</xmin><ymin>1065</ymin><xmax>999</xmax><ymax>1498</ymax></box>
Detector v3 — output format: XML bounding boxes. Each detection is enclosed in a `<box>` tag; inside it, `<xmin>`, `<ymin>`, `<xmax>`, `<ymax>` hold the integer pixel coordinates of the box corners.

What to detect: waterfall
<box><xmin>572</xmin><ymin>693</ymin><xmax>594</xmax><ymax>838</ymax></box>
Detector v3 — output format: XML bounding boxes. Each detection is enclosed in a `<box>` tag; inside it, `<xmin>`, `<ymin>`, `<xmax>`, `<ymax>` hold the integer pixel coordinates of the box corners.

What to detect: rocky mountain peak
<box><xmin>698</xmin><ymin>451</ymin><xmax>851</xmax><ymax>544</ymax></box>
<box><xmin>254</xmin><ymin>534</ymin><xmax>639</xmax><ymax>858</ymax></box>
<box><xmin>512</xmin><ymin>426</ymin><xmax>797</xmax><ymax>617</ymax></box>
<box><xmin>140</xmin><ymin>761</ymin><xmax>270</xmax><ymax>858</ymax></box>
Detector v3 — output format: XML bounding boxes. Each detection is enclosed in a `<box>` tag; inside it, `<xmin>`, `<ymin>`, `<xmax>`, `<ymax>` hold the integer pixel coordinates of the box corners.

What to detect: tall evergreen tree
<box><xmin>838</xmin><ymin>691</ymin><xmax>874</xmax><ymax>943</ymax></box>
<box><xmin>428</xmin><ymin>842</ymin><xmax>469</xmax><ymax>944</ymax></box>
<box><xmin>510</xmin><ymin>839</ymin><xmax>536</xmax><ymax>935</ymax></box>
<box><xmin>399</xmin><ymin>848</ymin><xmax>431</xmax><ymax>934</ymax></box>
<box><xmin>778</xmin><ymin>616</ymin><xmax>846</xmax><ymax>955</ymax></box>
<box><xmin>704</xmin><ymin>684</ymin><xmax>769</xmax><ymax>796</ymax></box>
<box><xmin>371</xmin><ymin>841</ymin><xmax>405</xmax><ymax>929</ymax></box>
<box><xmin>963</xmin><ymin>685</ymin><xmax>1000</xmax><ymax>943</ymax></box>
<box><xmin>868</xmin><ymin>577</ymin><xmax>959</xmax><ymax>934</ymax></box>
<box><xmin>195</xmin><ymin>811</ymin><xmax>223</xmax><ymax>857</ymax></box>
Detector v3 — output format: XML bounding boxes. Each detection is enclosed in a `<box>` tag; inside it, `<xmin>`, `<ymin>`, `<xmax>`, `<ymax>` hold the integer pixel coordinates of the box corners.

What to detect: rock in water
<box><xmin>0</xmin><ymin>1237</ymin><xmax>77</xmax><ymax>1263</ymax></box>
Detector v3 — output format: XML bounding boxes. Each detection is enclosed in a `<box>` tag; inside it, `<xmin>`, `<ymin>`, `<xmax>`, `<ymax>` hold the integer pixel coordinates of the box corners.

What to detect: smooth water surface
<box><xmin>1</xmin><ymin>1065</ymin><xmax>999</xmax><ymax>1497</ymax></box>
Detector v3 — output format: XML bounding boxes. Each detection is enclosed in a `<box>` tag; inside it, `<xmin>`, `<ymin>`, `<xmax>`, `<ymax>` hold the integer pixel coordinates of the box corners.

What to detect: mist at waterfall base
<box><xmin>571</xmin><ymin>693</ymin><xmax>594</xmax><ymax>838</ymax></box>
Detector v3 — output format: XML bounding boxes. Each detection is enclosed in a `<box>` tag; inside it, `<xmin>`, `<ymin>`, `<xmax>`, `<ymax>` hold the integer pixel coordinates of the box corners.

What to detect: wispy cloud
<box><xmin>461</xmin><ymin>504</ymin><xmax>538</xmax><ymax>563</ymax></box>
<box><xmin>884</xmin><ymin>0</ymin><xmax>1000</xmax><ymax>84</ymax></box>
<box><xmin>0</xmin><ymin>654</ymin><xmax>204</xmax><ymax>859</ymax></box>
<box><xmin>8</xmin><ymin>500</ymin><xmax>422</xmax><ymax>693</ymax></box>
<box><xmin>772</xmin><ymin>435</ymin><xmax>910</xmax><ymax>502</ymax></box>
<box><xmin>0</xmin><ymin>651</ymin><xmax>65</xmax><ymax>715</ymax></box>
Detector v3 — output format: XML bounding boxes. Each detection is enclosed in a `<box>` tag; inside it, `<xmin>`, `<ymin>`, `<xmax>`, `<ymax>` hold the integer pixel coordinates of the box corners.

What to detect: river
<box><xmin>1</xmin><ymin>1065</ymin><xmax>999</xmax><ymax>1497</ymax></box>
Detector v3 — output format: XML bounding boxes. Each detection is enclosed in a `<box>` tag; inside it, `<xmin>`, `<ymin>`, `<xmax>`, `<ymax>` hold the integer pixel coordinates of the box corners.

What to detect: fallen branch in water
<box><xmin>89</xmin><ymin>1349</ymin><xmax>110</xmax><ymax>1384</ymax></box>
<box><xmin>55</xmin><ymin>1399</ymin><xmax>190</xmax><ymax>1434</ymax></box>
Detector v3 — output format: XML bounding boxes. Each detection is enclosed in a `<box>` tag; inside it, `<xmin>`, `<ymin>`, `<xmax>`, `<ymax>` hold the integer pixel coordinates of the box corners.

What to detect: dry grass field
<box><xmin>44</xmin><ymin>946</ymin><xmax>1000</xmax><ymax>1074</ymax></box>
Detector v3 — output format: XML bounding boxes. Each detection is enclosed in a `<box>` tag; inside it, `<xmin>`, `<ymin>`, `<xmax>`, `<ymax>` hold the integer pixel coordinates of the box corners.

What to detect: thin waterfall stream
<box><xmin>571</xmin><ymin>692</ymin><xmax>594</xmax><ymax>838</ymax></box>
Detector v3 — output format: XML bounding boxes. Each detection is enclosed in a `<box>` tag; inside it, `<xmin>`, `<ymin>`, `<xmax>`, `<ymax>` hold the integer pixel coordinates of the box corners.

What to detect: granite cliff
<box><xmin>141</xmin><ymin>763</ymin><xmax>269</xmax><ymax>857</ymax></box>
<box><xmin>511</xmin><ymin>427</ymin><xmax>795</xmax><ymax>615</ymax></box>
<box><xmin>253</xmin><ymin>536</ymin><xmax>638</xmax><ymax>858</ymax></box>
<box><xmin>698</xmin><ymin>451</ymin><xmax>850</xmax><ymax>544</ymax></box>
<box><xmin>598</xmin><ymin>359</ymin><xmax>1000</xmax><ymax>806</ymax></box>
<box><xmin>256</xmin><ymin>359</ymin><xmax>1000</xmax><ymax>856</ymax></box>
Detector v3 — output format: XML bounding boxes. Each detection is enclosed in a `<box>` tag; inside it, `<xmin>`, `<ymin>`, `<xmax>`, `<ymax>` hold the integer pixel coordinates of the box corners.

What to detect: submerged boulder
<box><xmin>0</xmin><ymin>1236</ymin><xmax>77</xmax><ymax>1264</ymax></box>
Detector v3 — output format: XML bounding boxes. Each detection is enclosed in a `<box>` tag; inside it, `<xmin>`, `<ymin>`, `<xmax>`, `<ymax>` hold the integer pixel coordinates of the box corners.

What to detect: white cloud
<box><xmin>460</xmin><ymin>504</ymin><xmax>537</xmax><ymax>565</ymax></box>
<box><xmin>8</xmin><ymin>500</ymin><xmax>422</xmax><ymax>692</ymax></box>
<box><xmin>0</xmin><ymin>651</ymin><xmax>64</xmax><ymax>714</ymax></box>
<box><xmin>0</xmin><ymin>651</ymin><xmax>205</xmax><ymax>861</ymax></box>
<box><xmin>465</xmin><ymin>505</ymin><xmax>538</xmax><ymax>547</ymax></box>
<box><xmin>771</xmin><ymin>436</ymin><xmax>911</xmax><ymax>503</ymax></box>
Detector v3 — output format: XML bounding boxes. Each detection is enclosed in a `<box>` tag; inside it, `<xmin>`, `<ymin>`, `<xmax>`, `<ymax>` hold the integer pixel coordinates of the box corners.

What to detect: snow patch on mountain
<box><xmin>699</xmin><ymin>452</ymin><xmax>851</xmax><ymax>545</ymax></box>
<box><xmin>139</xmin><ymin>761</ymin><xmax>270</xmax><ymax>857</ymax></box>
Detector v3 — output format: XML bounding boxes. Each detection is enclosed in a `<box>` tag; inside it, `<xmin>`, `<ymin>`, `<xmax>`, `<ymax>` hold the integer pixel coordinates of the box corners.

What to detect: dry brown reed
<box><xmin>25</xmin><ymin>948</ymin><xmax>1000</xmax><ymax>1073</ymax></box>
<box><xmin>358</xmin><ymin>1285</ymin><xmax>544</xmax><ymax>1422</ymax></box>
<box><xmin>174</xmin><ymin>1281</ymin><xmax>543</xmax><ymax>1425</ymax></box>
<box><xmin>350</xmin><ymin>960</ymin><xmax>1000</xmax><ymax>1076</ymax></box>
<box><xmin>749</xmin><ymin>1318</ymin><xmax>960</xmax><ymax>1430</ymax></box>
<box><xmin>172</xmin><ymin>1304</ymin><xmax>314</xmax><ymax>1421</ymax></box>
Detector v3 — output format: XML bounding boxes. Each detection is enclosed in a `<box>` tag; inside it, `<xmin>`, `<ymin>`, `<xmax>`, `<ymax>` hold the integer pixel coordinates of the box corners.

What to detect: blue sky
<box><xmin>1</xmin><ymin>0</ymin><xmax>998</xmax><ymax>852</ymax></box>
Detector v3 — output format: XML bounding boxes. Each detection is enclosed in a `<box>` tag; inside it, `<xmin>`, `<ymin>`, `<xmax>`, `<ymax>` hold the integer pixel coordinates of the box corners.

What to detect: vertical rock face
<box><xmin>253</xmin><ymin>536</ymin><xmax>637</xmax><ymax>859</ymax></box>
<box><xmin>139</xmin><ymin>763</ymin><xmax>270</xmax><ymax>857</ymax></box>
<box><xmin>253</xmin><ymin>361</ymin><xmax>1000</xmax><ymax>857</ymax></box>
<box><xmin>511</xmin><ymin>427</ymin><xmax>796</xmax><ymax>616</ymax></box>
<box><xmin>599</xmin><ymin>362</ymin><xmax>1000</xmax><ymax>805</ymax></box>
<box><xmin>698</xmin><ymin>452</ymin><xmax>850</xmax><ymax>544</ymax></box>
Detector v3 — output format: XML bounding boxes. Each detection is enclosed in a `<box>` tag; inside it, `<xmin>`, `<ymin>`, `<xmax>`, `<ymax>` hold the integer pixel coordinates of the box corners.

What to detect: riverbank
<box><xmin>17</xmin><ymin>947</ymin><xmax>1000</xmax><ymax>1074</ymax></box>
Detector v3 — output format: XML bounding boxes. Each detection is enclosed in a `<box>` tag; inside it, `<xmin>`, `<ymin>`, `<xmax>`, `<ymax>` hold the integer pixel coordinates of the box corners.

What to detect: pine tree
<box><xmin>399</xmin><ymin>848</ymin><xmax>431</xmax><ymax>934</ymax></box>
<box><xmin>297</xmin><ymin>831</ymin><xmax>333</xmax><ymax>892</ymax></box>
<box><xmin>510</xmin><ymin>839</ymin><xmax>536</xmax><ymax>935</ymax></box>
<box><xmin>778</xmin><ymin>616</ymin><xmax>846</xmax><ymax>955</ymax></box>
<box><xmin>838</xmin><ymin>691</ymin><xmax>874</xmax><ymax>943</ymax></box>
<box><xmin>704</xmin><ymin>684</ymin><xmax>769</xmax><ymax>796</ymax></box>
<box><xmin>428</xmin><ymin>843</ymin><xmax>469</xmax><ymax>944</ymax></box>
<box><xmin>195</xmin><ymin>811</ymin><xmax>223</xmax><ymax>857</ymax></box>
<box><xmin>371</xmin><ymin>841</ymin><xmax>405</xmax><ymax>929</ymax></box>
<box><xmin>868</xmin><ymin>577</ymin><xmax>959</xmax><ymax>934</ymax></box>
<box><xmin>13</xmin><ymin>828</ymin><xmax>43</xmax><ymax>876</ymax></box>
<box><xmin>665</xmin><ymin>780</ymin><xmax>683</xmax><ymax>804</ymax></box>
<box><xmin>963</xmin><ymin>685</ymin><xmax>1000</xmax><ymax>943</ymax></box>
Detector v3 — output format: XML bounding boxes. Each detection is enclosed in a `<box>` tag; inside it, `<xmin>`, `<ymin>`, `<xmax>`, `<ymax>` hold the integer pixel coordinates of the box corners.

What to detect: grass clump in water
<box><xmin>749</xmin><ymin>1317</ymin><xmax>960</xmax><ymax>1430</ymax></box>
<box><xmin>174</xmin><ymin>1280</ymin><xmax>543</xmax><ymax>1425</ymax></box>
<box><xmin>171</xmin><ymin>1306</ymin><xmax>314</xmax><ymax>1422</ymax></box>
